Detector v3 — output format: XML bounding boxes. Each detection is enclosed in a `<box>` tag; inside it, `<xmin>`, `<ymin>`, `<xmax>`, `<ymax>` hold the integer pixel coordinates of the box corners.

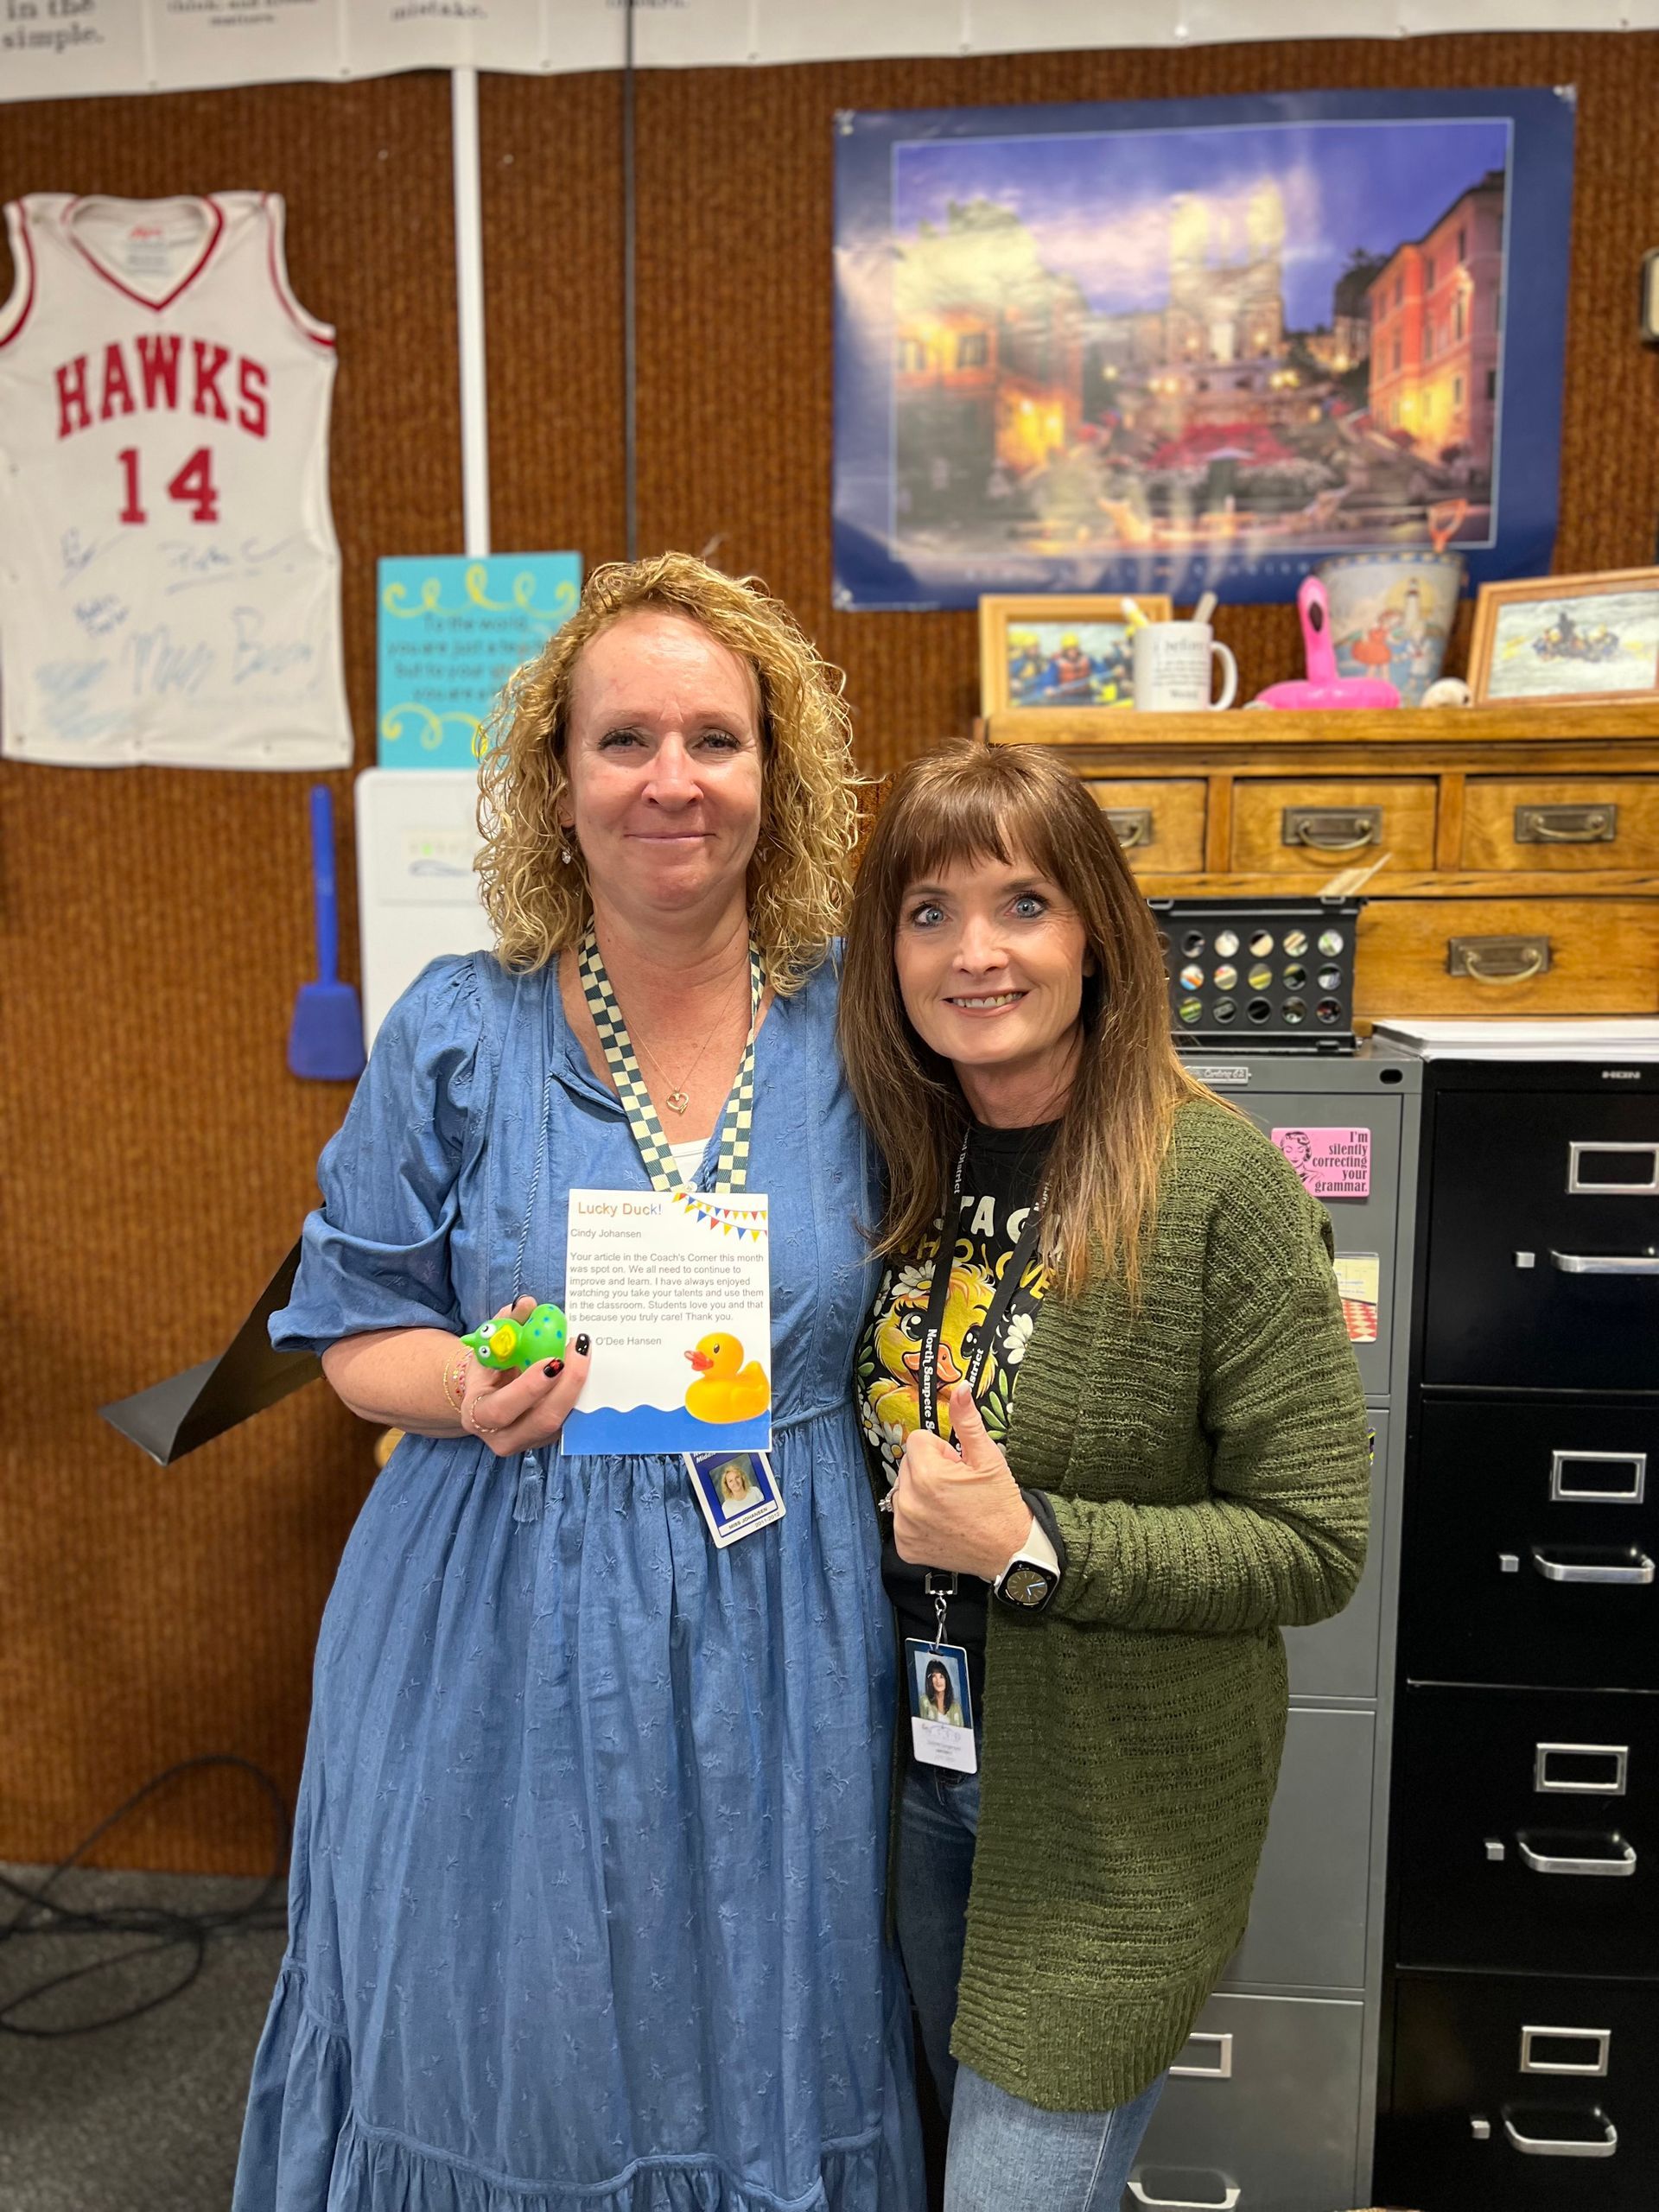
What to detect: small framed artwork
<box><xmin>978</xmin><ymin>593</ymin><xmax>1173</xmax><ymax>717</ymax></box>
<box><xmin>1468</xmin><ymin>569</ymin><xmax>1659</xmax><ymax>706</ymax></box>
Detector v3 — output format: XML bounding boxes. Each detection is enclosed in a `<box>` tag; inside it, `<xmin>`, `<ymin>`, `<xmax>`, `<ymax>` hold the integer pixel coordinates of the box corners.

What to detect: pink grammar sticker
<box><xmin>1271</xmin><ymin>1127</ymin><xmax>1372</xmax><ymax>1199</ymax></box>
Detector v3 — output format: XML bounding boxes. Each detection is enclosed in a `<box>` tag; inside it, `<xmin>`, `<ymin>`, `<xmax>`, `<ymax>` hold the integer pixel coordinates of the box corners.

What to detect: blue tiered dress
<box><xmin>233</xmin><ymin>951</ymin><xmax>922</xmax><ymax>2212</ymax></box>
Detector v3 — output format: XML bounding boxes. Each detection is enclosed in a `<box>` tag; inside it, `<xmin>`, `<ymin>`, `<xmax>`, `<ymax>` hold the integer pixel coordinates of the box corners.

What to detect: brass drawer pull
<box><xmin>1448</xmin><ymin>935</ymin><xmax>1551</xmax><ymax>982</ymax></box>
<box><xmin>1104</xmin><ymin>807</ymin><xmax>1154</xmax><ymax>850</ymax></box>
<box><xmin>1282</xmin><ymin>806</ymin><xmax>1381</xmax><ymax>852</ymax></box>
<box><xmin>1515</xmin><ymin>803</ymin><xmax>1618</xmax><ymax>845</ymax></box>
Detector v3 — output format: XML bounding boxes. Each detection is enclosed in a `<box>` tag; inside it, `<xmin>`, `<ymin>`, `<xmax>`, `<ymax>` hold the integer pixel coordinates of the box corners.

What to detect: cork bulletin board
<box><xmin>4</xmin><ymin>29</ymin><xmax>1658</xmax><ymax>1873</ymax></box>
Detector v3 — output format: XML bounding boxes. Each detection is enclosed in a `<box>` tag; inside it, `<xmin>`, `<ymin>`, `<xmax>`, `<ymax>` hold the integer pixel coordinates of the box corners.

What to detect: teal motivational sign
<box><xmin>377</xmin><ymin>554</ymin><xmax>582</xmax><ymax>768</ymax></box>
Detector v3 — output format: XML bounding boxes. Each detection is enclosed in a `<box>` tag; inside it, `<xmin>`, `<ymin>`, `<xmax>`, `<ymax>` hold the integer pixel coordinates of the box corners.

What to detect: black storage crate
<box><xmin>1150</xmin><ymin>893</ymin><xmax>1362</xmax><ymax>1054</ymax></box>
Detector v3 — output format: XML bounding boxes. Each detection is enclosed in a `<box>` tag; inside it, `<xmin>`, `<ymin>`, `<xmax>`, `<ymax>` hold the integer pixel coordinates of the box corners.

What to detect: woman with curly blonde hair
<box><xmin>237</xmin><ymin>555</ymin><xmax>924</xmax><ymax>2212</ymax></box>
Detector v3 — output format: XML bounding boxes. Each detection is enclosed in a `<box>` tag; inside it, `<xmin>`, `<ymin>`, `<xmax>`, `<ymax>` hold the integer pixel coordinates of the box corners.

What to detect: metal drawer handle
<box><xmin>1105</xmin><ymin>807</ymin><xmax>1154</xmax><ymax>850</ymax></box>
<box><xmin>1281</xmin><ymin>805</ymin><xmax>1381</xmax><ymax>851</ymax></box>
<box><xmin>1567</xmin><ymin>1141</ymin><xmax>1659</xmax><ymax>1195</ymax></box>
<box><xmin>1515</xmin><ymin>803</ymin><xmax>1619</xmax><ymax>844</ymax></box>
<box><xmin>1550</xmin><ymin>1450</ymin><xmax>1647</xmax><ymax>1505</ymax></box>
<box><xmin>1531</xmin><ymin>1547</ymin><xmax>1655</xmax><ymax>1585</ymax></box>
<box><xmin>1517</xmin><ymin>1833</ymin><xmax>1637</xmax><ymax>1878</ymax></box>
<box><xmin>1535</xmin><ymin>1742</ymin><xmax>1629</xmax><ymax>1796</ymax></box>
<box><xmin>1503</xmin><ymin>2111</ymin><xmax>1618</xmax><ymax>2158</ymax></box>
<box><xmin>1170</xmin><ymin>2032</ymin><xmax>1233</xmax><ymax>2080</ymax></box>
<box><xmin>1448</xmin><ymin>934</ymin><xmax>1550</xmax><ymax>982</ymax></box>
<box><xmin>1521</xmin><ymin>2024</ymin><xmax>1611</xmax><ymax>2076</ymax></box>
<box><xmin>1128</xmin><ymin>2186</ymin><xmax>1241</xmax><ymax>2209</ymax></box>
<box><xmin>1550</xmin><ymin>1248</ymin><xmax>1659</xmax><ymax>1275</ymax></box>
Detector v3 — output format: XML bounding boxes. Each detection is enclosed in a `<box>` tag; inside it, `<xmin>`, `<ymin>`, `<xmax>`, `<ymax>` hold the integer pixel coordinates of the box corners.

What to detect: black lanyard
<box><xmin>917</xmin><ymin>1134</ymin><xmax>1047</xmax><ymax>1439</ymax></box>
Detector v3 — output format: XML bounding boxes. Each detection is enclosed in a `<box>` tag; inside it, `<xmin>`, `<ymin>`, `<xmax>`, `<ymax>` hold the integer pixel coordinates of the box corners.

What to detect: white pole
<box><xmin>451</xmin><ymin>67</ymin><xmax>492</xmax><ymax>559</ymax></box>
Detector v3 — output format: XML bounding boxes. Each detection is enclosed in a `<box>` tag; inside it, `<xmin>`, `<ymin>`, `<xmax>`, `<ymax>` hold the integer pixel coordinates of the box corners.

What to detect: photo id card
<box><xmin>684</xmin><ymin>1450</ymin><xmax>784</xmax><ymax>1549</ymax></box>
<box><xmin>905</xmin><ymin>1638</ymin><xmax>977</xmax><ymax>1775</ymax></box>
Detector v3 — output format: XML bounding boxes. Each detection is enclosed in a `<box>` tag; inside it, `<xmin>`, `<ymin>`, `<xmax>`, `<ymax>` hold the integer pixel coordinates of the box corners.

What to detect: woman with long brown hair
<box><xmin>840</xmin><ymin>741</ymin><xmax>1370</xmax><ymax>2211</ymax></box>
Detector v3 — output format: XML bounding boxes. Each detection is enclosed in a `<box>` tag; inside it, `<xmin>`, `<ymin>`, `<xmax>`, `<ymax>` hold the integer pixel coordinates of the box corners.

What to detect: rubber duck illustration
<box><xmin>868</xmin><ymin>1264</ymin><xmax>990</xmax><ymax>1445</ymax></box>
<box><xmin>683</xmin><ymin>1334</ymin><xmax>772</xmax><ymax>1425</ymax></box>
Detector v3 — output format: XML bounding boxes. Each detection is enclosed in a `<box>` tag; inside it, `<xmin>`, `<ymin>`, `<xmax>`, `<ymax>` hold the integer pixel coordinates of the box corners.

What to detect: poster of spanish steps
<box><xmin>832</xmin><ymin>88</ymin><xmax>1574</xmax><ymax>608</ymax></box>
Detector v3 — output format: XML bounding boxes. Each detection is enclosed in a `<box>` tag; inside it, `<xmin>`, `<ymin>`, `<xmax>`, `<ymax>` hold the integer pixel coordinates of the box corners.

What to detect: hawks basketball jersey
<box><xmin>0</xmin><ymin>193</ymin><xmax>350</xmax><ymax>767</ymax></box>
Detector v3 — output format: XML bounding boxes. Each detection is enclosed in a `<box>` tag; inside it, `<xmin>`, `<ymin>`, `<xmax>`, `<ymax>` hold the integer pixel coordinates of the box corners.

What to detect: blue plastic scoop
<box><xmin>286</xmin><ymin>784</ymin><xmax>365</xmax><ymax>1081</ymax></box>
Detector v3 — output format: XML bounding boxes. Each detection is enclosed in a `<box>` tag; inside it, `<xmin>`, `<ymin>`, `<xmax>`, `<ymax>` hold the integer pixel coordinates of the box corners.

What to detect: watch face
<box><xmin>1003</xmin><ymin>1564</ymin><xmax>1053</xmax><ymax>1609</ymax></box>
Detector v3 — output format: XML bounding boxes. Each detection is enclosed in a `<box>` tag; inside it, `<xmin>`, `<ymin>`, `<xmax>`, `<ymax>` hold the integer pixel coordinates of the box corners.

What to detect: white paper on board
<box><xmin>147</xmin><ymin>0</ymin><xmax>343</xmax><ymax>90</ymax></box>
<box><xmin>1179</xmin><ymin>0</ymin><xmax>1383</xmax><ymax>37</ymax></box>
<box><xmin>963</xmin><ymin>1</ymin><xmax>1184</xmax><ymax>52</ymax></box>
<box><xmin>756</xmin><ymin>0</ymin><xmax>961</xmax><ymax>64</ymax></box>
<box><xmin>353</xmin><ymin>768</ymin><xmax>493</xmax><ymax>1048</ymax></box>
<box><xmin>634</xmin><ymin>0</ymin><xmax>754</xmax><ymax>68</ymax></box>
<box><xmin>0</xmin><ymin>0</ymin><xmax>150</xmax><ymax>101</ymax></box>
<box><xmin>537</xmin><ymin>0</ymin><xmax>628</xmax><ymax>72</ymax></box>
<box><xmin>1397</xmin><ymin>0</ymin><xmax>1621</xmax><ymax>24</ymax></box>
<box><xmin>0</xmin><ymin>2</ymin><xmax>1649</xmax><ymax>102</ymax></box>
<box><xmin>342</xmin><ymin>0</ymin><xmax>546</xmax><ymax>75</ymax></box>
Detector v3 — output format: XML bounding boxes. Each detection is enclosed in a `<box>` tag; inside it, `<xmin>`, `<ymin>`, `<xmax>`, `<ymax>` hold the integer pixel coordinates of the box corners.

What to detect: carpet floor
<box><xmin>0</xmin><ymin>1862</ymin><xmax>1410</xmax><ymax>2212</ymax></box>
<box><xmin>0</xmin><ymin>1863</ymin><xmax>286</xmax><ymax>2212</ymax></box>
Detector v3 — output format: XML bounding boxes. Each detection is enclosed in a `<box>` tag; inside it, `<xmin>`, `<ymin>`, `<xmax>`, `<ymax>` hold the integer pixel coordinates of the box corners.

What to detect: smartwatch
<box><xmin>991</xmin><ymin>1516</ymin><xmax>1061</xmax><ymax>1612</ymax></box>
<box><xmin>993</xmin><ymin>1555</ymin><xmax>1059</xmax><ymax>1611</ymax></box>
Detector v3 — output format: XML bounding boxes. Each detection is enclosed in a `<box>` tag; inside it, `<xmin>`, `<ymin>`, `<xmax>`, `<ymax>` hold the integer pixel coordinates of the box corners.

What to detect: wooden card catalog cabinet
<box><xmin>985</xmin><ymin>702</ymin><xmax>1659</xmax><ymax>1026</ymax></box>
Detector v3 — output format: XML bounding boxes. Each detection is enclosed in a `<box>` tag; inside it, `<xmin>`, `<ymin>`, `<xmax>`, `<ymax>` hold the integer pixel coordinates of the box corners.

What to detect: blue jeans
<box><xmin>894</xmin><ymin>1753</ymin><xmax>1166</xmax><ymax>2212</ymax></box>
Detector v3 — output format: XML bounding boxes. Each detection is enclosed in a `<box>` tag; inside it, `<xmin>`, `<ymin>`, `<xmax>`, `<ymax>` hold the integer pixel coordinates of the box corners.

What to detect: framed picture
<box><xmin>835</xmin><ymin>88</ymin><xmax>1576</xmax><ymax>610</ymax></box>
<box><xmin>978</xmin><ymin>593</ymin><xmax>1172</xmax><ymax>716</ymax></box>
<box><xmin>1468</xmin><ymin>569</ymin><xmax>1659</xmax><ymax>707</ymax></box>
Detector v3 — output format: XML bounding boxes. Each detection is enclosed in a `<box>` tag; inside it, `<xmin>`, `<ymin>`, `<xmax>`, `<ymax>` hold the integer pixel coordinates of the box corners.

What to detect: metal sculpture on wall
<box><xmin>833</xmin><ymin>88</ymin><xmax>1576</xmax><ymax>608</ymax></box>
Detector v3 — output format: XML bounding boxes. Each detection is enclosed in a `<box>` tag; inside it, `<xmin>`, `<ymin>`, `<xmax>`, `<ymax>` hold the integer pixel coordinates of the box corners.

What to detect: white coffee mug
<box><xmin>1132</xmin><ymin>621</ymin><xmax>1238</xmax><ymax>712</ymax></box>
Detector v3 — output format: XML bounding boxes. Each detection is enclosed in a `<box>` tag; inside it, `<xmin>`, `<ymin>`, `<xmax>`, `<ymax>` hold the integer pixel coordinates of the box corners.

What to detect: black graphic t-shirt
<box><xmin>856</xmin><ymin>1120</ymin><xmax>1054</xmax><ymax>1730</ymax></box>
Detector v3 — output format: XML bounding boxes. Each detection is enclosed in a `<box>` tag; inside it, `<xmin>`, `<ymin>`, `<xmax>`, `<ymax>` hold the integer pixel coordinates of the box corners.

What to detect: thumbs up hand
<box><xmin>892</xmin><ymin>1382</ymin><xmax>1034</xmax><ymax>1581</ymax></box>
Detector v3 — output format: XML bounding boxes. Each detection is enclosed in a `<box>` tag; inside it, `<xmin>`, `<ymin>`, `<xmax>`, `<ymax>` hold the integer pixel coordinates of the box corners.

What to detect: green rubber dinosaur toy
<box><xmin>461</xmin><ymin>1303</ymin><xmax>569</xmax><ymax>1371</ymax></box>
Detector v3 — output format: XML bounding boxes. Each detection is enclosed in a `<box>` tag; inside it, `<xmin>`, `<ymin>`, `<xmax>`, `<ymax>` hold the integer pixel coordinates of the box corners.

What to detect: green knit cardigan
<box><xmin>953</xmin><ymin>1094</ymin><xmax>1371</xmax><ymax>2113</ymax></box>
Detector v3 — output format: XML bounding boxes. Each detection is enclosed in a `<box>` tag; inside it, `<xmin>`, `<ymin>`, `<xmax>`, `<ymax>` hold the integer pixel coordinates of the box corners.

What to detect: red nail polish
<box><xmin>544</xmin><ymin>1359</ymin><xmax>563</xmax><ymax>1378</ymax></box>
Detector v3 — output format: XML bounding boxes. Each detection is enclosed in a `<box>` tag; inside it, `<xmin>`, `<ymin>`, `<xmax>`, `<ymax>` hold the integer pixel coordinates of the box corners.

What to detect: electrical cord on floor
<box><xmin>0</xmin><ymin>1753</ymin><xmax>290</xmax><ymax>2037</ymax></box>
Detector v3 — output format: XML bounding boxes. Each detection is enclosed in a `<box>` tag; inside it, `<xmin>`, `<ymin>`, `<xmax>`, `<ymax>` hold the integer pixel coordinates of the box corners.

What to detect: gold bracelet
<box><xmin>440</xmin><ymin>1344</ymin><xmax>472</xmax><ymax>1414</ymax></box>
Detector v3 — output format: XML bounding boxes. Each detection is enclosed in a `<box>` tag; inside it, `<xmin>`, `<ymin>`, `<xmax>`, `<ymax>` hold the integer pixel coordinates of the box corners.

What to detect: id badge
<box><xmin>685</xmin><ymin>1450</ymin><xmax>784</xmax><ymax>1549</ymax></box>
<box><xmin>905</xmin><ymin>1637</ymin><xmax>977</xmax><ymax>1774</ymax></box>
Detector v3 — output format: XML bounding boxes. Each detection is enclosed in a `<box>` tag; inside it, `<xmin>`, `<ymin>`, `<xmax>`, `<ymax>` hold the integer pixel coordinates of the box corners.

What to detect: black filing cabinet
<box><xmin>1376</xmin><ymin>1032</ymin><xmax>1659</xmax><ymax>2211</ymax></box>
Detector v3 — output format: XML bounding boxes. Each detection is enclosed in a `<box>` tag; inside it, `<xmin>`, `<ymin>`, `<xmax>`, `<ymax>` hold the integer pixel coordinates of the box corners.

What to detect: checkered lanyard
<box><xmin>578</xmin><ymin>926</ymin><xmax>763</xmax><ymax>1194</ymax></box>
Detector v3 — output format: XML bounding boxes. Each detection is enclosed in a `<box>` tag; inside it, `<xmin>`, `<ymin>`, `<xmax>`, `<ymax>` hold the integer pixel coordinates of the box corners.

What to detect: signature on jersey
<box><xmin>33</xmin><ymin>659</ymin><xmax>127</xmax><ymax>746</ymax></box>
<box><xmin>126</xmin><ymin>626</ymin><xmax>214</xmax><ymax>698</ymax></box>
<box><xmin>232</xmin><ymin>607</ymin><xmax>315</xmax><ymax>685</ymax></box>
<box><xmin>59</xmin><ymin>529</ymin><xmax>108</xmax><ymax>585</ymax></box>
<box><xmin>32</xmin><ymin>632</ymin><xmax>213</xmax><ymax>740</ymax></box>
<box><xmin>74</xmin><ymin>595</ymin><xmax>130</xmax><ymax>639</ymax></box>
<box><xmin>162</xmin><ymin>536</ymin><xmax>299</xmax><ymax>592</ymax></box>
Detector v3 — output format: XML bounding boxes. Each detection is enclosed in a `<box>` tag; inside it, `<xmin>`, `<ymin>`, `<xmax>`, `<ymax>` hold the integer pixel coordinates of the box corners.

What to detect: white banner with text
<box><xmin>3</xmin><ymin>0</ymin><xmax>1655</xmax><ymax>105</ymax></box>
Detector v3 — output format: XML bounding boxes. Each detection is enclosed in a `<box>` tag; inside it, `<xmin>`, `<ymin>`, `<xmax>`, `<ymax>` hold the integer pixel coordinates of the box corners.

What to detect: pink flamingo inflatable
<box><xmin>1254</xmin><ymin>575</ymin><xmax>1401</xmax><ymax>710</ymax></box>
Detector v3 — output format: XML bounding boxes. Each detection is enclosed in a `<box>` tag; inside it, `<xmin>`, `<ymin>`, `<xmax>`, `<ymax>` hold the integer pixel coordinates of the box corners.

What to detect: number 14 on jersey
<box><xmin>116</xmin><ymin>445</ymin><xmax>219</xmax><ymax>525</ymax></box>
